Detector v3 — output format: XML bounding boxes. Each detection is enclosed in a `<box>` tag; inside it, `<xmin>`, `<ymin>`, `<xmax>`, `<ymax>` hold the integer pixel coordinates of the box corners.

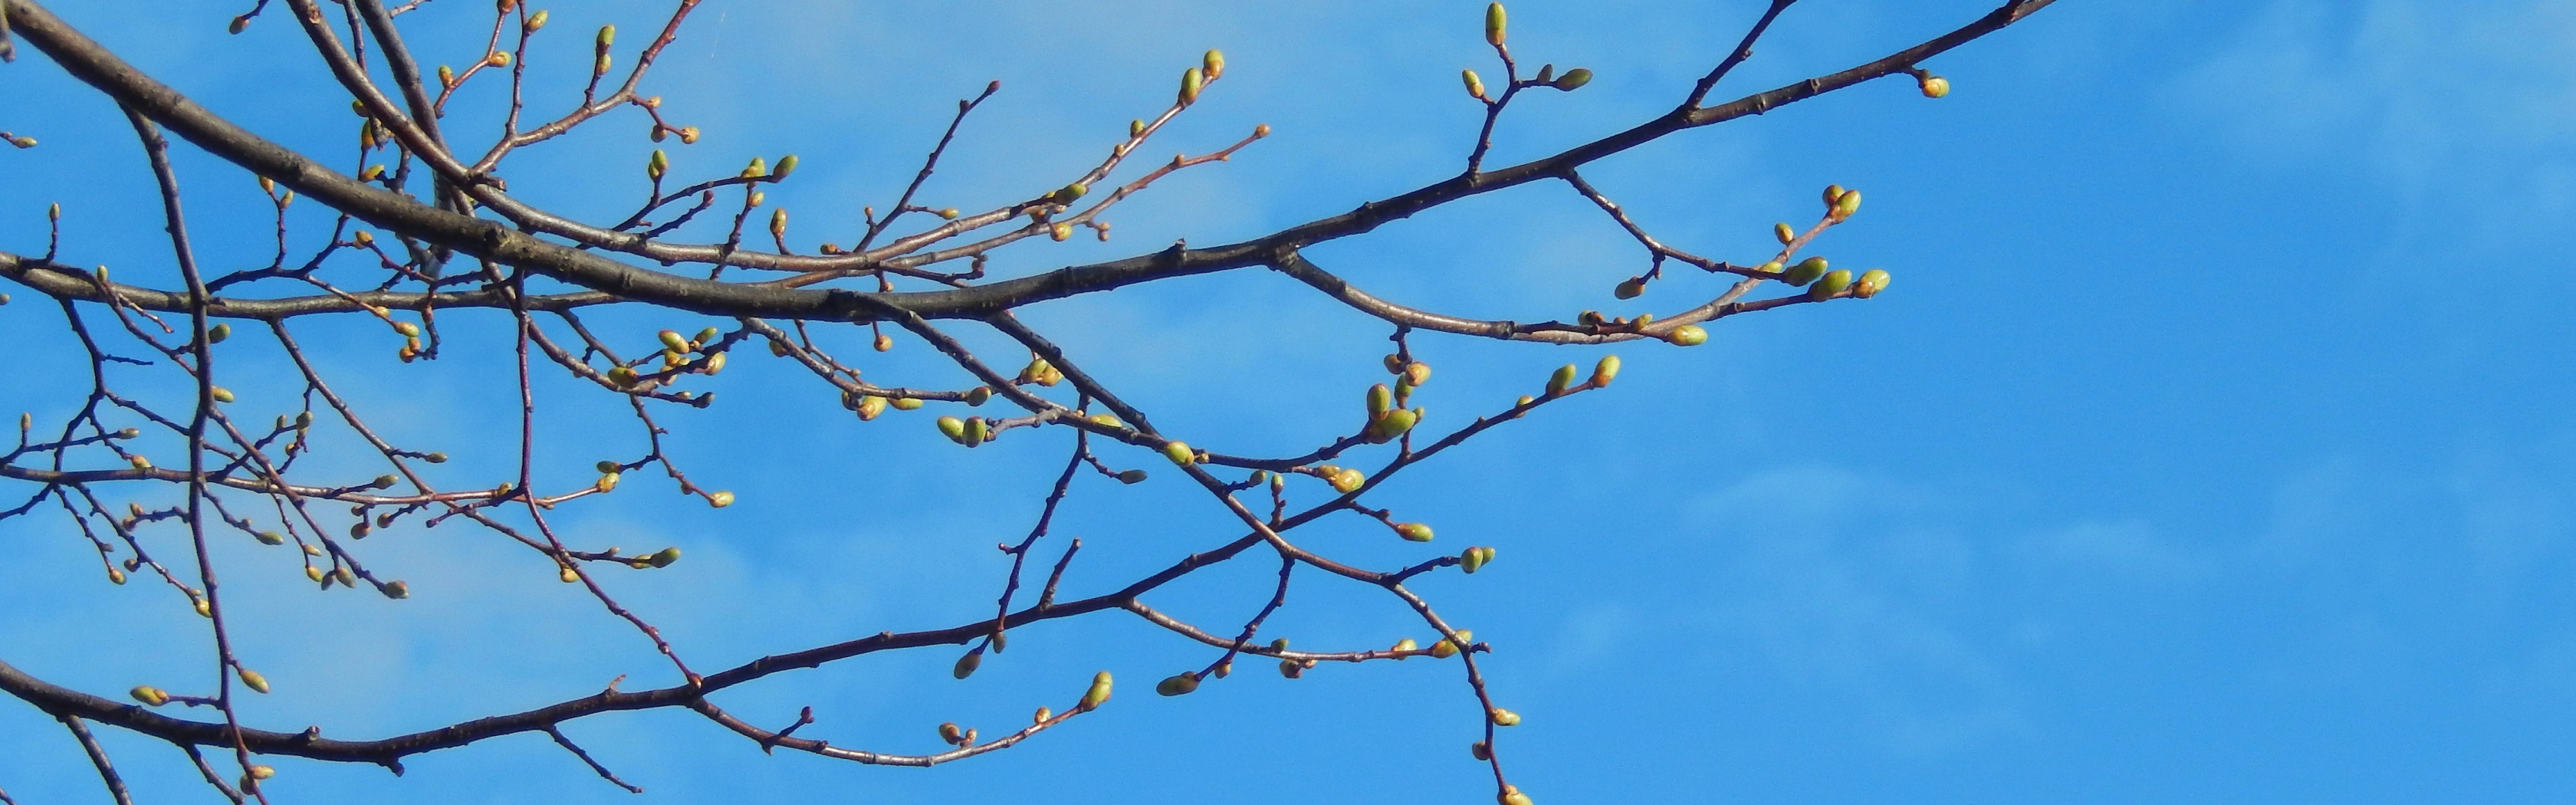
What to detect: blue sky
<box><xmin>5</xmin><ymin>0</ymin><xmax>2574</xmax><ymax>802</ymax></box>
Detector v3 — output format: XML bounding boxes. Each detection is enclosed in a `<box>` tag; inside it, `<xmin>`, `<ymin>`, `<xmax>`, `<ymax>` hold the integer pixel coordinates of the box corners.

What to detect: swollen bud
<box><xmin>1471</xmin><ymin>741</ymin><xmax>1492</xmax><ymax>761</ymax></box>
<box><xmin>1329</xmin><ymin>468</ymin><xmax>1366</xmax><ymax>494</ymax></box>
<box><xmin>647</xmin><ymin>547</ymin><xmax>681</xmax><ymax>567</ymax></box>
<box><xmin>1155</xmin><ymin>673</ymin><xmax>1201</xmax><ymax>696</ymax></box>
<box><xmin>856</xmin><ymin>395</ymin><xmax>888</xmax><ymax>421</ymax></box>
<box><xmin>963</xmin><ymin>416</ymin><xmax>990</xmax><ymax>448</ymax></box>
<box><xmin>741</xmin><ymin>156</ymin><xmax>767</xmax><ymax>179</ymax></box>
<box><xmin>953</xmin><ymin>652</ymin><xmax>981</xmax><ymax>679</ymax></box>
<box><xmin>1203</xmin><ymin>49</ymin><xmax>1227</xmax><ymax>80</ymax></box>
<box><xmin>1919</xmin><ymin>74</ymin><xmax>1950</xmax><ymax>98</ymax></box>
<box><xmin>1666</xmin><ymin>324</ymin><xmax>1708</xmax><ymax>347</ymax></box>
<box><xmin>1614</xmin><ymin>277</ymin><xmax>1646</xmax><ymax>299</ymax></box>
<box><xmin>1809</xmin><ymin>268</ymin><xmax>1853</xmax><ymax>301</ymax></box>
<box><xmin>132</xmin><ymin>685</ymin><xmax>171</xmax><ymax>706</ymax></box>
<box><xmin>596</xmin><ymin>24</ymin><xmax>616</xmax><ymax>48</ymax></box>
<box><xmin>938</xmin><ymin>721</ymin><xmax>965</xmax><ymax>744</ymax></box>
<box><xmin>1488</xmin><ymin>707</ymin><xmax>1521</xmax><ymax>727</ymax></box>
<box><xmin>524</xmin><ymin>9</ymin><xmax>548</xmax><ymax>31</ymax></box>
<box><xmin>1774</xmin><ymin>222</ymin><xmax>1796</xmax><ymax>245</ymax></box>
<box><xmin>1832</xmin><ymin>189</ymin><xmax>1861</xmax><ymax>220</ymax></box>
<box><xmin>1162</xmin><ymin>441</ymin><xmax>1196</xmax><ymax>466</ymax></box>
<box><xmin>238</xmin><ymin>667</ymin><xmax>271</xmax><ymax>695</ymax></box>
<box><xmin>1082</xmin><ymin>671</ymin><xmax>1114</xmax><ymax>709</ymax></box>
<box><xmin>208</xmin><ymin>323</ymin><xmax>232</xmax><ymax>343</ymax></box>
<box><xmin>1463</xmin><ymin>68</ymin><xmax>1487</xmax><ymax>100</ymax></box>
<box><xmin>773</xmin><ymin>154</ymin><xmax>798</xmax><ymax>180</ymax></box>
<box><xmin>1500</xmin><ymin>785</ymin><xmax>1534</xmax><ymax>805</ymax></box>
<box><xmin>708</xmin><ymin>491</ymin><xmax>735</xmax><ymax>508</ymax></box>
<box><xmin>1395</xmin><ymin>522</ymin><xmax>1434</xmax><ymax>542</ymax></box>
<box><xmin>1367</xmin><ymin>383</ymin><xmax>1395</xmax><ymax>419</ymax></box>
<box><xmin>1546</xmin><ymin>363</ymin><xmax>1579</xmax><ymax>396</ymax></box>
<box><xmin>938</xmin><ymin>416</ymin><xmax>968</xmax><ymax>442</ymax></box>
<box><xmin>1853</xmin><ymin>268</ymin><xmax>1891</xmax><ymax>298</ymax></box>
<box><xmin>1117</xmin><ymin>468</ymin><xmax>1148</xmax><ymax>485</ymax></box>
<box><xmin>646</xmin><ymin>149</ymin><xmax>669</xmax><ymax>180</ymax></box>
<box><xmin>658</xmin><ymin>330</ymin><xmax>688</xmax><ymax>351</ymax></box>
<box><xmin>1550</xmin><ymin>67</ymin><xmax>1592</xmax><ymax>91</ymax></box>
<box><xmin>382</xmin><ymin>580</ymin><xmax>409</xmax><ymax>599</ymax></box>
<box><xmin>1589</xmin><ymin>355</ymin><xmax>1621</xmax><ymax>388</ymax></box>
<box><xmin>1784</xmin><ymin>256</ymin><xmax>1828</xmax><ymax>287</ymax></box>
<box><xmin>1368</xmin><ymin>409</ymin><xmax>1418</xmax><ymax>442</ymax></box>
<box><xmin>770</xmin><ymin>208</ymin><xmax>788</xmax><ymax>238</ymax></box>
<box><xmin>1179</xmin><ymin>67</ymin><xmax>1206</xmax><ymax>106</ymax></box>
<box><xmin>1485</xmin><ymin>2</ymin><xmax>1507</xmax><ymax>45</ymax></box>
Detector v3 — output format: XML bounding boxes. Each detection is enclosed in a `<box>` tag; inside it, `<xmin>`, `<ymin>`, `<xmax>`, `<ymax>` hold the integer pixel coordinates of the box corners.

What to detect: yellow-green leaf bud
<box><xmin>306</xmin><ymin>566</ymin><xmax>324</xmax><ymax>583</ymax></box>
<box><xmin>1667</xmin><ymin>324</ymin><xmax>1708</xmax><ymax>347</ymax></box>
<box><xmin>1368</xmin><ymin>409</ymin><xmax>1418</xmax><ymax>442</ymax></box>
<box><xmin>1463</xmin><ymin>68</ymin><xmax>1487</xmax><ymax>100</ymax></box>
<box><xmin>1854</xmin><ymin>268</ymin><xmax>1891</xmax><ymax>298</ymax></box>
<box><xmin>1823</xmin><ymin>183</ymin><xmax>1845</xmax><ymax>208</ymax></box>
<box><xmin>382</xmin><ymin>580</ymin><xmax>409</xmax><ymax>599</ymax></box>
<box><xmin>1404</xmin><ymin>361</ymin><xmax>1433</xmax><ymax>387</ymax></box>
<box><xmin>132</xmin><ymin>685</ymin><xmax>171</xmax><ymax>706</ymax></box>
<box><xmin>1393</xmin><ymin>638</ymin><xmax>1420</xmax><ymax>656</ymax></box>
<box><xmin>1485</xmin><ymin>2</ymin><xmax>1507</xmax><ymax>45</ymax></box>
<box><xmin>1501</xmin><ymin>784</ymin><xmax>1534</xmax><ymax>805</ymax></box>
<box><xmin>437</xmin><ymin>64</ymin><xmax>456</xmax><ymax>87</ymax></box>
<box><xmin>1488</xmin><ymin>707</ymin><xmax>1520</xmax><ymax>726</ymax></box>
<box><xmin>938</xmin><ymin>208</ymin><xmax>961</xmax><ymax>220</ymax></box>
<box><xmin>1203</xmin><ymin>49</ymin><xmax>1227</xmax><ymax>80</ymax></box>
<box><xmin>1471</xmin><ymin>741</ymin><xmax>1492</xmax><ymax>761</ymax></box>
<box><xmin>559</xmin><ymin>565</ymin><xmax>579</xmax><ymax>583</ymax></box>
<box><xmin>1155</xmin><ymin>673</ymin><xmax>1201</xmax><ymax>696</ymax></box>
<box><xmin>1615</xmin><ymin>276</ymin><xmax>1646</xmax><ymax>299</ymax></box>
<box><xmin>1162</xmin><ymin>441</ymin><xmax>1196</xmax><ymax>466</ymax></box>
<box><xmin>1460</xmin><ymin>547</ymin><xmax>1487</xmax><ymax>574</ymax></box>
<box><xmin>773</xmin><ymin>153</ymin><xmax>797</xmax><ymax>179</ymax></box>
<box><xmin>596</xmin><ymin>24</ymin><xmax>615</xmax><ymax>48</ymax></box>
<box><xmin>1050</xmin><ymin>222</ymin><xmax>1072</xmax><ymax>242</ymax></box>
<box><xmin>657</xmin><ymin>330</ymin><xmax>688</xmax><ymax>351</ymax></box>
<box><xmin>1129</xmin><ymin>119</ymin><xmax>1147</xmax><ymax>137</ymax></box>
<box><xmin>606</xmin><ymin>366</ymin><xmax>636</xmax><ymax>386</ymax></box>
<box><xmin>1589</xmin><ymin>354</ymin><xmax>1621</xmax><ymax>388</ymax></box>
<box><xmin>1083</xmin><ymin>671</ymin><xmax>1114</xmax><ymax>708</ymax></box>
<box><xmin>596</xmin><ymin>472</ymin><xmax>620</xmax><ymax>493</ymax></box>
<box><xmin>255</xmin><ymin>530</ymin><xmax>285</xmax><ymax>546</ymax></box>
<box><xmin>647</xmin><ymin>149</ymin><xmax>667</xmax><ymax>180</ymax></box>
<box><xmin>938</xmin><ymin>416</ymin><xmax>968</xmax><ymax>442</ymax></box>
<box><xmin>1329</xmin><ymin>468</ymin><xmax>1365</xmax><ymax>494</ymax></box>
<box><xmin>1774</xmin><ymin>222</ymin><xmax>1796</xmax><ymax>245</ymax></box>
<box><xmin>247</xmin><ymin>764</ymin><xmax>275</xmax><ymax>780</ymax></box>
<box><xmin>1179</xmin><ymin>67</ymin><xmax>1205</xmax><ymax>106</ymax></box>
<box><xmin>856</xmin><ymin>395</ymin><xmax>888</xmax><ymax>421</ymax></box>
<box><xmin>1034</xmin><ymin>706</ymin><xmax>1053</xmax><ymax>724</ymax></box>
<box><xmin>1551</xmin><ymin>67</ymin><xmax>1592</xmax><ymax>90</ymax></box>
<box><xmin>1395</xmin><ymin>522</ymin><xmax>1434</xmax><ymax>542</ymax></box>
<box><xmin>963</xmin><ymin>416</ymin><xmax>990</xmax><ymax>447</ymax></box>
<box><xmin>678</xmin><ymin>126</ymin><xmax>700</xmax><ymax>144</ymax></box>
<box><xmin>1920</xmin><ymin>74</ymin><xmax>1950</xmax><ymax>98</ymax></box>
<box><xmin>211</xmin><ymin>386</ymin><xmax>236</xmax><ymax>404</ymax></box>
<box><xmin>704</xmin><ymin>351</ymin><xmax>728</xmax><ymax>374</ymax></box>
<box><xmin>708</xmin><ymin>490</ymin><xmax>735</xmax><ymax>508</ymax></box>
<box><xmin>1367</xmin><ymin>383</ymin><xmax>1395</xmax><ymax>419</ymax></box>
<box><xmin>392</xmin><ymin>320</ymin><xmax>419</xmax><ymax>338</ymax></box>
<box><xmin>238</xmin><ymin>667</ymin><xmax>271</xmax><ymax>694</ymax></box>
<box><xmin>1546</xmin><ymin>363</ymin><xmax>1579</xmax><ymax>396</ymax></box>
<box><xmin>1117</xmin><ymin>468</ymin><xmax>1148</xmax><ymax>485</ymax></box>
<box><xmin>647</xmin><ymin>547</ymin><xmax>680</xmax><ymax>568</ymax></box>
<box><xmin>1784</xmin><ymin>256</ymin><xmax>1827</xmax><ymax>287</ymax></box>
<box><xmin>1809</xmin><ymin>268</ymin><xmax>1853</xmax><ymax>301</ymax></box>
<box><xmin>205</xmin><ymin>323</ymin><xmax>234</xmax><ymax>343</ymax></box>
<box><xmin>964</xmin><ymin>386</ymin><xmax>992</xmax><ymax>406</ymax></box>
<box><xmin>524</xmin><ymin>8</ymin><xmax>547</xmax><ymax>31</ymax></box>
<box><xmin>1089</xmin><ymin>412</ymin><xmax>1125</xmax><ymax>429</ymax></box>
<box><xmin>938</xmin><ymin>721</ymin><xmax>965</xmax><ymax>744</ymax></box>
<box><xmin>891</xmin><ymin>396</ymin><xmax>925</xmax><ymax>411</ymax></box>
<box><xmin>741</xmin><ymin>156</ymin><xmax>767</xmax><ymax>179</ymax></box>
<box><xmin>953</xmin><ymin>651</ymin><xmax>981</xmax><ymax>679</ymax></box>
<box><xmin>769</xmin><ymin>208</ymin><xmax>787</xmax><ymax>238</ymax></box>
<box><xmin>487</xmin><ymin>51</ymin><xmax>511</xmax><ymax>67</ymax></box>
<box><xmin>1832</xmin><ymin>189</ymin><xmax>1861</xmax><ymax>219</ymax></box>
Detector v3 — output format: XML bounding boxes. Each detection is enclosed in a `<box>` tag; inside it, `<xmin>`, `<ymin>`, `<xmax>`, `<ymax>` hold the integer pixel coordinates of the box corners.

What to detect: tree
<box><xmin>0</xmin><ymin>0</ymin><xmax>2058</xmax><ymax>801</ymax></box>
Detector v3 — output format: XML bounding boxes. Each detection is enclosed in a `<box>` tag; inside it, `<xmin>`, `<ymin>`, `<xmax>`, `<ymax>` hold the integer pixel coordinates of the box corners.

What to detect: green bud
<box><xmin>1053</xmin><ymin>182</ymin><xmax>1088</xmax><ymax>203</ymax></box>
<box><xmin>708</xmin><ymin>490</ymin><xmax>735</xmax><ymax>508</ymax></box>
<box><xmin>1809</xmin><ymin>269</ymin><xmax>1853</xmax><ymax>301</ymax></box>
<box><xmin>1088</xmin><ymin>412</ymin><xmax>1125</xmax><ymax>429</ymax></box>
<box><xmin>1774</xmin><ymin>222</ymin><xmax>1796</xmax><ymax>245</ymax></box>
<box><xmin>208</xmin><ymin>323</ymin><xmax>232</xmax><ymax>343</ymax></box>
<box><xmin>1460</xmin><ymin>547</ymin><xmax>1487</xmax><ymax>573</ymax></box>
<box><xmin>210</xmin><ymin>386</ymin><xmax>235</xmax><ymax>404</ymax></box>
<box><xmin>1920</xmin><ymin>75</ymin><xmax>1950</xmax><ymax>98</ymax></box>
<box><xmin>1392</xmin><ymin>638</ymin><xmax>1420</xmax><ymax>656</ymax></box>
<box><xmin>1832</xmin><ymin>189</ymin><xmax>1861</xmax><ymax>219</ymax></box>
<box><xmin>1083</xmin><ymin>671</ymin><xmax>1114</xmax><ymax>709</ymax></box>
<box><xmin>425</xmin><ymin>452</ymin><xmax>449</xmax><ymax>463</ymax></box>
<box><xmin>658</xmin><ymin>330</ymin><xmax>688</xmax><ymax>351</ymax></box>
<box><xmin>1179</xmin><ymin>67</ymin><xmax>1205</xmax><ymax>105</ymax></box>
<box><xmin>773</xmin><ymin>153</ymin><xmax>798</xmax><ymax>179</ymax></box>
<box><xmin>606</xmin><ymin>366</ymin><xmax>636</xmax><ymax>386</ymax></box>
<box><xmin>1488</xmin><ymin>707</ymin><xmax>1520</xmax><ymax>727</ymax></box>
<box><xmin>1501</xmin><ymin>784</ymin><xmax>1533</xmax><ymax>805</ymax></box>
<box><xmin>1203</xmin><ymin>48</ymin><xmax>1227</xmax><ymax>80</ymax></box>
<box><xmin>596</xmin><ymin>24</ymin><xmax>615</xmax><ymax>48</ymax></box>
<box><xmin>1589</xmin><ymin>355</ymin><xmax>1621</xmax><ymax>388</ymax></box>
<box><xmin>647</xmin><ymin>547</ymin><xmax>680</xmax><ymax>567</ymax></box>
<box><xmin>1666</xmin><ymin>324</ymin><xmax>1708</xmax><ymax>346</ymax></box>
<box><xmin>741</xmin><ymin>156</ymin><xmax>767</xmax><ymax>179</ymax></box>
<box><xmin>1551</xmin><ymin>67</ymin><xmax>1592</xmax><ymax>91</ymax></box>
<box><xmin>856</xmin><ymin>395</ymin><xmax>887</xmax><ymax>421</ymax></box>
<box><xmin>1614</xmin><ymin>277</ymin><xmax>1646</xmax><ymax>299</ymax></box>
<box><xmin>694</xmin><ymin>327</ymin><xmax>721</xmax><ymax>346</ymax></box>
<box><xmin>964</xmin><ymin>386</ymin><xmax>992</xmax><ymax>406</ymax></box>
<box><xmin>238</xmin><ymin>667</ymin><xmax>270</xmax><ymax>695</ymax></box>
<box><xmin>1853</xmin><ymin>268</ymin><xmax>1891</xmax><ymax>298</ymax></box>
<box><xmin>938</xmin><ymin>208</ymin><xmax>961</xmax><ymax>219</ymax></box>
<box><xmin>596</xmin><ymin>472</ymin><xmax>619</xmax><ymax>493</ymax></box>
<box><xmin>938</xmin><ymin>721</ymin><xmax>964</xmax><ymax>744</ymax></box>
<box><xmin>1129</xmin><ymin>119</ymin><xmax>1146</xmax><ymax>138</ymax></box>
<box><xmin>1395</xmin><ymin>522</ymin><xmax>1434</xmax><ymax>542</ymax></box>
<box><xmin>1367</xmin><ymin>383</ymin><xmax>1395</xmax><ymax>419</ymax></box>
<box><xmin>1404</xmin><ymin>361</ymin><xmax>1433</xmax><ymax>387</ymax></box>
<box><xmin>132</xmin><ymin>685</ymin><xmax>171</xmax><ymax>706</ymax></box>
<box><xmin>1546</xmin><ymin>363</ymin><xmax>1579</xmax><ymax>396</ymax></box>
<box><xmin>963</xmin><ymin>416</ymin><xmax>989</xmax><ymax>447</ymax></box>
<box><xmin>938</xmin><ymin>416</ymin><xmax>968</xmax><ymax>442</ymax></box>
<box><xmin>1368</xmin><ymin>409</ymin><xmax>1418</xmax><ymax>442</ymax></box>
<box><xmin>1155</xmin><ymin>673</ymin><xmax>1201</xmax><ymax>696</ymax></box>
<box><xmin>1463</xmin><ymin>68</ymin><xmax>1487</xmax><ymax>100</ymax></box>
<box><xmin>373</xmin><ymin>475</ymin><xmax>398</xmax><ymax>489</ymax></box>
<box><xmin>647</xmin><ymin>149</ymin><xmax>668</xmax><ymax>180</ymax></box>
<box><xmin>255</xmin><ymin>531</ymin><xmax>284</xmax><ymax>545</ymax></box>
<box><xmin>1117</xmin><ymin>468</ymin><xmax>1148</xmax><ymax>485</ymax></box>
<box><xmin>1162</xmin><ymin>441</ymin><xmax>1196</xmax><ymax>466</ymax></box>
<box><xmin>1329</xmin><ymin>468</ymin><xmax>1365</xmax><ymax>494</ymax></box>
<box><xmin>382</xmin><ymin>580</ymin><xmax>409</xmax><ymax>599</ymax></box>
<box><xmin>1784</xmin><ymin>256</ymin><xmax>1828</xmax><ymax>287</ymax></box>
<box><xmin>1485</xmin><ymin>2</ymin><xmax>1507</xmax><ymax>45</ymax></box>
<box><xmin>953</xmin><ymin>651</ymin><xmax>981</xmax><ymax>679</ymax></box>
<box><xmin>524</xmin><ymin>8</ymin><xmax>548</xmax><ymax>31</ymax></box>
<box><xmin>891</xmin><ymin>396</ymin><xmax>925</xmax><ymax>411</ymax></box>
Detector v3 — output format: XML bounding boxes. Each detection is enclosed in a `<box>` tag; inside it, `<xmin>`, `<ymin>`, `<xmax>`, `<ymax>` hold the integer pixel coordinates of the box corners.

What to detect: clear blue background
<box><xmin>5</xmin><ymin>1</ymin><xmax>2574</xmax><ymax>802</ymax></box>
